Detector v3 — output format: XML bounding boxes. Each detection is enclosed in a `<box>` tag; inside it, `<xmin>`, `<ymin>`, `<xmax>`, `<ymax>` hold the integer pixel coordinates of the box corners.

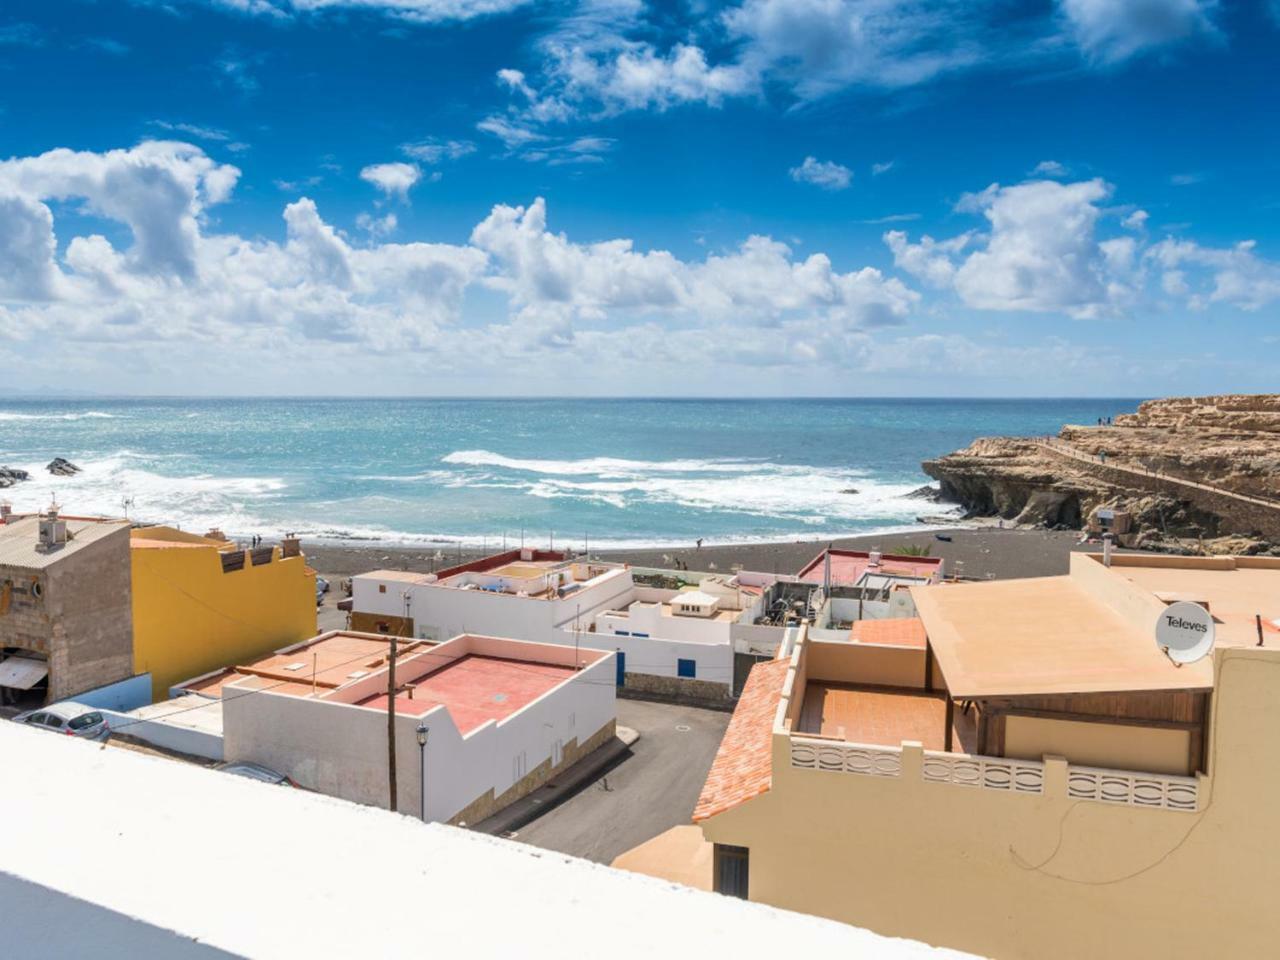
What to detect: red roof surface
<box><xmin>432</xmin><ymin>548</ymin><xmax>567</xmax><ymax>581</ymax></box>
<box><xmin>692</xmin><ymin>658</ymin><xmax>790</xmax><ymax>823</ymax></box>
<box><xmin>359</xmin><ymin>654</ymin><xmax>576</xmax><ymax>734</ymax></box>
<box><xmin>797</xmin><ymin>549</ymin><xmax>942</xmax><ymax>586</ymax></box>
<box><xmin>849</xmin><ymin>617</ymin><xmax>928</xmax><ymax>648</ymax></box>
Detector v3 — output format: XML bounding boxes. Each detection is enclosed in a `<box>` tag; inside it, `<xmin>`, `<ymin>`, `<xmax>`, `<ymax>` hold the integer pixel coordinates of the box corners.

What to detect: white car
<box><xmin>13</xmin><ymin>701</ymin><xmax>110</xmax><ymax>740</ymax></box>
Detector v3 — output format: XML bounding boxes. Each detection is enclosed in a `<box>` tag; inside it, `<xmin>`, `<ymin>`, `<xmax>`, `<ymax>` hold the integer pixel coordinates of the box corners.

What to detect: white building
<box><xmin>222</xmin><ymin>631</ymin><xmax>616</xmax><ymax>824</ymax></box>
<box><xmin>351</xmin><ymin>551</ymin><xmax>786</xmax><ymax>701</ymax></box>
<box><xmin>0</xmin><ymin>720</ymin><xmax>971</xmax><ymax>960</ymax></box>
<box><xmin>351</xmin><ymin>550</ymin><xmax>633</xmax><ymax>644</ymax></box>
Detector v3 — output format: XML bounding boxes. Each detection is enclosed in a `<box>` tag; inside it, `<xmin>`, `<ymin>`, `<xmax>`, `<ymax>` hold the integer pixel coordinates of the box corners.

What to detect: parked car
<box><xmin>316</xmin><ymin>576</ymin><xmax>330</xmax><ymax>605</ymax></box>
<box><xmin>214</xmin><ymin>761</ymin><xmax>298</xmax><ymax>787</ymax></box>
<box><xmin>12</xmin><ymin>701</ymin><xmax>109</xmax><ymax>740</ymax></box>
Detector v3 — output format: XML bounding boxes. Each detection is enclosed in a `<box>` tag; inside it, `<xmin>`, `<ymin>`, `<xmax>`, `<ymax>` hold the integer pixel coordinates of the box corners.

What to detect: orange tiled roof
<box><xmin>849</xmin><ymin>617</ymin><xmax>927</xmax><ymax>649</ymax></box>
<box><xmin>692</xmin><ymin>658</ymin><xmax>789</xmax><ymax>823</ymax></box>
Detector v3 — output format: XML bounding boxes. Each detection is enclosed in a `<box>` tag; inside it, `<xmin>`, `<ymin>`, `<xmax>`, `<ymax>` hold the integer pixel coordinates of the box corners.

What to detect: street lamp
<box><xmin>416</xmin><ymin>722</ymin><xmax>429</xmax><ymax>822</ymax></box>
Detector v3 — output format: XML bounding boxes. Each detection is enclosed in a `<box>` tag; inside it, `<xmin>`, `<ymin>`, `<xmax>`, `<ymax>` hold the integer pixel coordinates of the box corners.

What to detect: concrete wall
<box><xmin>701</xmin><ymin>645</ymin><xmax>1280</xmax><ymax>959</ymax></box>
<box><xmin>1004</xmin><ymin>714</ymin><xmax>1192</xmax><ymax>777</ymax></box>
<box><xmin>596</xmin><ymin>601</ymin><xmax>733</xmax><ymax>646</ymax></box>
<box><xmin>731</xmin><ymin>622</ymin><xmax>788</xmax><ymax>657</ymax></box>
<box><xmin>571</xmin><ymin>628</ymin><xmax>733</xmax><ymax>690</ymax></box>
<box><xmin>224</xmin><ymin>634</ymin><xmax>616</xmax><ymax>822</ymax></box>
<box><xmin>805</xmin><ymin>638</ymin><xmax>928</xmax><ymax>690</ymax></box>
<box><xmin>131</xmin><ymin>544</ymin><xmax>317</xmax><ymax>700</ymax></box>
<box><xmin>101</xmin><ymin>708</ymin><xmax>224</xmax><ymax>761</ymax></box>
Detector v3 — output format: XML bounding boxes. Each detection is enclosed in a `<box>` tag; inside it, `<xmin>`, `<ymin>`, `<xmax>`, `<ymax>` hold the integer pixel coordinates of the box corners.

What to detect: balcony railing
<box><xmin>1066</xmin><ymin>764</ymin><xmax>1199</xmax><ymax>812</ymax></box>
<box><xmin>790</xmin><ymin>736</ymin><xmax>902</xmax><ymax>778</ymax></box>
<box><xmin>921</xmin><ymin>750</ymin><xmax>1044</xmax><ymax>794</ymax></box>
<box><xmin>787</xmin><ymin>736</ymin><xmax>1200</xmax><ymax>812</ymax></box>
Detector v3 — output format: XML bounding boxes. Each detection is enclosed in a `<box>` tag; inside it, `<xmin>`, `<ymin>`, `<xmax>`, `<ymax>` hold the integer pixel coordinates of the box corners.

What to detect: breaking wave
<box><xmin>0</xmin><ymin>410</ymin><xmax>118</xmax><ymax>422</ymax></box>
<box><xmin>441</xmin><ymin>449</ymin><xmax>765</xmax><ymax>477</ymax></box>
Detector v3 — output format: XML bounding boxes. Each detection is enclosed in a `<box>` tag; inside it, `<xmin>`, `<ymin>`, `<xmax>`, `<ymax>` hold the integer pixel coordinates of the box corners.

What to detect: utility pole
<box><xmin>387</xmin><ymin>590</ymin><xmax>410</xmax><ymax>812</ymax></box>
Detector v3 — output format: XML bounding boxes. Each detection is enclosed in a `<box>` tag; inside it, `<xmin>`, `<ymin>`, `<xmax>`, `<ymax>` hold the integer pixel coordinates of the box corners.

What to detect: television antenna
<box><xmin>1155</xmin><ymin>601</ymin><xmax>1215</xmax><ymax>665</ymax></box>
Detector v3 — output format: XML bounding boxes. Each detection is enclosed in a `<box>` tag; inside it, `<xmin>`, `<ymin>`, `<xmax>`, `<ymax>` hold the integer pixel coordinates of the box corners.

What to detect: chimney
<box><xmin>281</xmin><ymin>536</ymin><xmax>301</xmax><ymax>559</ymax></box>
<box><xmin>37</xmin><ymin>500</ymin><xmax>68</xmax><ymax>550</ymax></box>
<box><xmin>1102</xmin><ymin>533</ymin><xmax>1114</xmax><ymax>567</ymax></box>
<box><xmin>0</xmin><ymin>502</ymin><xmax>10</xmax><ymax>524</ymax></box>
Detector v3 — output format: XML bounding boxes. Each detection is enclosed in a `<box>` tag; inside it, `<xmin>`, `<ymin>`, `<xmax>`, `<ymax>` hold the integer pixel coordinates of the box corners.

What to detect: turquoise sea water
<box><xmin>0</xmin><ymin>398</ymin><xmax>1141</xmax><ymax>548</ymax></box>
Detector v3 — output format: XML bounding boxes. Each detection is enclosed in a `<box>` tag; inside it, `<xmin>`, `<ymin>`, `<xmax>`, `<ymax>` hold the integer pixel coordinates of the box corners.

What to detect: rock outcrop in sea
<box><xmin>922</xmin><ymin>394</ymin><xmax>1280</xmax><ymax>553</ymax></box>
<box><xmin>47</xmin><ymin>458</ymin><xmax>81</xmax><ymax>476</ymax></box>
<box><xmin>0</xmin><ymin>467</ymin><xmax>30</xmax><ymax>489</ymax></box>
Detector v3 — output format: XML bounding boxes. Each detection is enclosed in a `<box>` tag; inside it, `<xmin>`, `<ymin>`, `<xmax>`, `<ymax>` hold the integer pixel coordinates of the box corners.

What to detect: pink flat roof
<box><xmin>358</xmin><ymin>654</ymin><xmax>577</xmax><ymax>733</ymax></box>
<box><xmin>798</xmin><ymin>548</ymin><xmax>942</xmax><ymax>586</ymax></box>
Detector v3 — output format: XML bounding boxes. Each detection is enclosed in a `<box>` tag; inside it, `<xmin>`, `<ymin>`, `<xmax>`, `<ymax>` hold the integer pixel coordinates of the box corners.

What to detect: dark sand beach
<box><xmin>305</xmin><ymin>526</ymin><xmax>1090</xmax><ymax>584</ymax></box>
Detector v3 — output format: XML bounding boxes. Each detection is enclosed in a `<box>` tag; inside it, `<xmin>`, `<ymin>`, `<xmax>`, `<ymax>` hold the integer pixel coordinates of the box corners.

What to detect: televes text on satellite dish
<box><xmin>1163</xmin><ymin>614</ymin><xmax>1209</xmax><ymax>633</ymax></box>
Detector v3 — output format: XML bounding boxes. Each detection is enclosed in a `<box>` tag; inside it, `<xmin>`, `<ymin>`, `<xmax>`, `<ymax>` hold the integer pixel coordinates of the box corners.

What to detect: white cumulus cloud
<box><xmin>790</xmin><ymin>157</ymin><xmax>852</xmax><ymax>191</ymax></box>
<box><xmin>1058</xmin><ymin>0</ymin><xmax>1218</xmax><ymax>63</ymax></box>
<box><xmin>359</xmin><ymin>162</ymin><xmax>422</xmax><ymax>201</ymax></box>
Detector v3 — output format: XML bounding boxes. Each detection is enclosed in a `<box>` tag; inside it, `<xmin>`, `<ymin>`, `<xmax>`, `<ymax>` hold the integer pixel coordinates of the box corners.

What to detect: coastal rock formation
<box><xmin>0</xmin><ymin>467</ymin><xmax>30</xmax><ymax>489</ymax></box>
<box><xmin>923</xmin><ymin>394</ymin><xmax>1280</xmax><ymax>551</ymax></box>
<box><xmin>47</xmin><ymin>458</ymin><xmax>81</xmax><ymax>476</ymax></box>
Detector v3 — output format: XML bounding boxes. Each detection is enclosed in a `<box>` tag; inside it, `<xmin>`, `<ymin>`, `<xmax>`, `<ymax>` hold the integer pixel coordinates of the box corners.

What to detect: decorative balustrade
<box><xmin>789</xmin><ymin>735</ymin><xmax>1200</xmax><ymax>813</ymax></box>
<box><xmin>921</xmin><ymin>751</ymin><xmax>1044</xmax><ymax>794</ymax></box>
<box><xmin>1066</xmin><ymin>765</ymin><xmax>1199</xmax><ymax>812</ymax></box>
<box><xmin>789</xmin><ymin>737</ymin><xmax>902</xmax><ymax>777</ymax></box>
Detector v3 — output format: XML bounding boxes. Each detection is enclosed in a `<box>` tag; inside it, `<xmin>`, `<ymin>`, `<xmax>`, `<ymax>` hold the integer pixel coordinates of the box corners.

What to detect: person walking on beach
<box><xmin>695</xmin><ymin>538</ymin><xmax>703</xmax><ymax>551</ymax></box>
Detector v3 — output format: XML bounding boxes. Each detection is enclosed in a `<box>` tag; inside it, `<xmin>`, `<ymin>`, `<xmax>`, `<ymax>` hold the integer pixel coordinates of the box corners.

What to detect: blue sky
<box><xmin>0</xmin><ymin>0</ymin><xmax>1277</xmax><ymax>396</ymax></box>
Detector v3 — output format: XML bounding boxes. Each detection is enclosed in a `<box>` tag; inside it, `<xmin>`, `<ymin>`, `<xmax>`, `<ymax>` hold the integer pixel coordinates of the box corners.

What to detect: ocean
<box><xmin>0</xmin><ymin>397</ymin><xmax>1141</xmax><ymax>549</ymax></box>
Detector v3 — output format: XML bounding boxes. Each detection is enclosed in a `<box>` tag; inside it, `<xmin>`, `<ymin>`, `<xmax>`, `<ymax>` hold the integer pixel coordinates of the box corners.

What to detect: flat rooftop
<box><xmin>912</xmin><ymin>574</ymin><xmax>1214</xmax><ymax>698</ymax></box>
<box><xmin>180</xmin><ymin>631</ymin><xmax>435</xmax><ymax>699</ymax></box>
<box><xmin>0</xmin><ymin>515</ymin><xmax>129</xmax><ymax>569</ymax></box>
<box><xmin>359</xmin><ymin>653</ymin><xmax>577</xmax><ymax>733</ymax></box>
<box><xmin>658</xmin><ymin>602</ymin><xmax>740</xmax><ymax>623</ymax></box>
<box><xmin>798</xmin><ymin>548</ymin><xmax>941</xmax><ymax>587</ymax></box>
<box><xmin>1109</xmin><ymin>557</ymin><xmax>1280</xmax><ymax>648</ymax></box>
<box><xmin>913</xmin><ymin>553</ymin><xmax>1280</xmax><ymax>699</ymax></box>
<box><xmin>797</xmin><ymin>683</ymin><xmax>977</xmax><ymax>752</ymax></box>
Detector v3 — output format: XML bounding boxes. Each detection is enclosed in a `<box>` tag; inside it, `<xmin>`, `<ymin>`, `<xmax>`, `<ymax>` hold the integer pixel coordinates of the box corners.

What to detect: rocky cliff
<box><xmin>922</xmin><ymin>394</ymin><xmax>1280</xmax><ymax>553</ymax></box>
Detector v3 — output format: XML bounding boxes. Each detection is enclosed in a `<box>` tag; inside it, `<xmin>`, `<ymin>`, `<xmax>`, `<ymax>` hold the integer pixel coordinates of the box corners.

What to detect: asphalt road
<box><xmin>512</xmin><ymin>698</ymin><xmax>730</xmax><ymax>864</ymax></box>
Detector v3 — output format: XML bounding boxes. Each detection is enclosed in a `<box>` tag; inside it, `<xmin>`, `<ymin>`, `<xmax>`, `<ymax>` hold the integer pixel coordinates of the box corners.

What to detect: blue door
<box><xmin>615</xmin><ymin>650</ymin><xmax>626</xmax><ymax>686</ymax></box>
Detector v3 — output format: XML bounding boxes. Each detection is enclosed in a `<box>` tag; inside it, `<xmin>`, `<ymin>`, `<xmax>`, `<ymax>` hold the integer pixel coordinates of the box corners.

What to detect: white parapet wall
<box><xmin>0</xmin><ymin>720</ymin><xmax>974</xmax><ymax>960</ymax></box>
<box><xmin>569</xmin><ymin>629</ymin><xmax>734</xmax><ymax>689</ymax></box>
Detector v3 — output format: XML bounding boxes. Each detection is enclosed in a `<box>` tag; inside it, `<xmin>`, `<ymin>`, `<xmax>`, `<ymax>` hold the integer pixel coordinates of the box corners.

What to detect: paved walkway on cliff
<box><xmin>1034</xmin><ymin>437</ymin><xmax>1280</xmax><ymax>511</ymax></box>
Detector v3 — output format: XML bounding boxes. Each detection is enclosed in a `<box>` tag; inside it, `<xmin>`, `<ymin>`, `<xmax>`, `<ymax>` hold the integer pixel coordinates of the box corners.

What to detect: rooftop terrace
<box><xmin>798</xmin><ymin>548</ymin><xmax>942</xmax><ymax>587</ymax></box>
<box><xmin>359</xmin><ymin>652</ymin><xmax>577</xmax><ymax>732</ymax></box>
<box><xmin>179</xmin><ymin>631</ymin><xmax>433</xmax><ymax>699</ymax></box>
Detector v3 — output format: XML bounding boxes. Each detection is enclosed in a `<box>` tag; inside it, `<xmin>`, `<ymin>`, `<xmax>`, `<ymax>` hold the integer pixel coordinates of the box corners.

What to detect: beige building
<box><xmin>694</xmin><ymin>551</ymin><xmax>1280</xmax><ymax>959</ymax></box>
<box><xmin>0</xmin><ymin>507</ymin><xmax>133</xmax><ymax>705</ymax></box>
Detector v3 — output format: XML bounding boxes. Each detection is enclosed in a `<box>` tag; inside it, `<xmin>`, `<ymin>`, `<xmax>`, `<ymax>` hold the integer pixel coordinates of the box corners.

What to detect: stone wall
<box><xmin>620</xmin><ymin>671</ymin><xmax>734</xmax><ymax>708</ymax></box>
<box><xmin>48</xmin><ymin>528</ymin><xmax>134</xmax><ymax>701</ymax></box>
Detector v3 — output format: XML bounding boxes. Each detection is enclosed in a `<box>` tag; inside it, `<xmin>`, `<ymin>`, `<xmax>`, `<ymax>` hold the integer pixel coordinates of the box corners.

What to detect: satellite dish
<box><xmin>1155</xmin><ymin>601</ymin><xmax>1215</xmax><ymax>664</ymax></box>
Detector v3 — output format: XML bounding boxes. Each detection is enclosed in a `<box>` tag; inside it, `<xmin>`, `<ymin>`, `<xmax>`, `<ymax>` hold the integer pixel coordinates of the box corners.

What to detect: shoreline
<box><xmin>305</xmin><ymin>524</ymin><xmax>1089</xmax><ymax>583</ymax></box>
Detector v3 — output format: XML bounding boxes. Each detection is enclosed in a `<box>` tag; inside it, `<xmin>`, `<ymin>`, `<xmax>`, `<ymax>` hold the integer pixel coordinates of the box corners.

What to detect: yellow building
<box><xmin>693</xmin><ymin>552</ymin><xmax>1280</xmax><ymax>959</ymax></box>
<box><xmin>130</xmin><ymin>527</ymin><xmax>317</xmax><ymax>700</ymax></box>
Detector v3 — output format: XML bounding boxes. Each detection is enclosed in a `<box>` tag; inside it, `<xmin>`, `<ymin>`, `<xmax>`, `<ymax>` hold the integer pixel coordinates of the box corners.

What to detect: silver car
<box><xmin>13</xmin><ymin>701</ymin><xmax>110</xmax><ymax>740</ymax></box>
